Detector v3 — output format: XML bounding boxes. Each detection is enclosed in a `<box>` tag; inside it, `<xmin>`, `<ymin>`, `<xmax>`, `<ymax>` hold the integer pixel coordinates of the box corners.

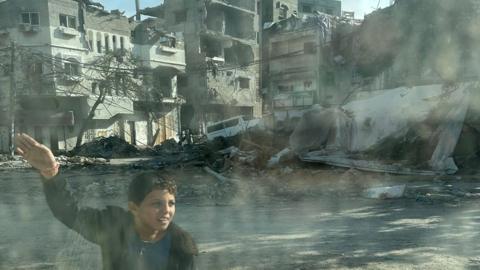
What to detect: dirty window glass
<box><xmin>5</xmin><ymin>0</ymin><xmax>480</xmax><ymax>270</ymax></box>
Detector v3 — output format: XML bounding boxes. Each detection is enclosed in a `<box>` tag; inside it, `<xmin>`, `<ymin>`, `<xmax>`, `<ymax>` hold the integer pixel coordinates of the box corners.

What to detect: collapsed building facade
<box><xmin>0</xmin><ymin>0</ymin><xmax>185</xmax><ymax>153</ymax></box>
<box><xmin>285</xmin><ymin>0</ymin><xmax>480</xmax><ymax>174</ymax></box>
<box><xmin>141</xmin><ymin>0</ymin><xmax>261</xmax><ymax>132</ymax></box>
<box><xmin>262</xmin><ymin>13</ymin><xmax>357</xmax><ymax>128</ymax></box>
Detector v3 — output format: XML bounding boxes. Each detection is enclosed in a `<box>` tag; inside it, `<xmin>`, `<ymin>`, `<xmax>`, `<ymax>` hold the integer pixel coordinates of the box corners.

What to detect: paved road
<box><xmin>2</xmin><ymin>168</ymin><xmax>480</xmax><ymax>269</ymax></box>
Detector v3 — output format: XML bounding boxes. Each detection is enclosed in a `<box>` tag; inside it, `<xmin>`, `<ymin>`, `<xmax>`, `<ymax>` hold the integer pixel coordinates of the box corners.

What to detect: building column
<box><xmin>97</xmin><ymin>32</ymin><xmax>105</xmax><ymax>53</ymax></box>
<box><xmin>171</xmin><ymin>75</ymin><xmax>178</xmax><ymax>98</ymax></box>
<box><xmin>109</xmin><ymin>35</ymin><xmax>115</xmax><ymax>51</ymax></box>
<box><xmin>91</xmin><ymin>31</ymin><xmax>96</xmax><ymax>52</ymax></box>
<box><xmin>147</xmin><ymin>118</ymin><xmax>153</xmax><ymax>146</ymax></box>
<box><xmin>100</xmin><ymin>33</ymin><xmax>106</xmax><ymax>51</ymax></box>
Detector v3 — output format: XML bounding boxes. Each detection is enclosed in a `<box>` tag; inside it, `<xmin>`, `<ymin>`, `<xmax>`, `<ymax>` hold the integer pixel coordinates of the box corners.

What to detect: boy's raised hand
<box><xmin>15</xmin><ymin>133</ymin><xmax>59</xmax><ymax>178</ymax></box>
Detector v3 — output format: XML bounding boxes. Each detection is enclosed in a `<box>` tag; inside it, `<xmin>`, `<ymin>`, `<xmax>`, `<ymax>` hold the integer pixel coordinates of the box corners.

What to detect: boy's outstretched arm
<box><xmin>15</xmin><ymin>133</ymin><xmax>59</xmax><ymax>179</ymax></box>
<box><xmin>15</xmin><ymin>133</ymin><xmax>112</xmax><ymax>244</ymax></box>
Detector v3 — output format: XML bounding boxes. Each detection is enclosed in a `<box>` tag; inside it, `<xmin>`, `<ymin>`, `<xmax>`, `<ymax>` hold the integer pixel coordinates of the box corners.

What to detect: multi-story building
<box><xmin>259</xmin><ymin>0</ymin><xmax>298</xmax><ymax>117</ymax></box>
<box><xmin>298</xmin><ymin>0</ymin><xmax>341</xmax><ymax>17</ymax></box>
<box><xmin>130</xmin><ymin>18</ymin><xmax>186</xmax><ymax>146</ymax></box>
<box><xmin>263</xmin><ymin>13</ymin><xmax>352</xmax><ymax>127</ymax></box>
<box><xmin>141</xmin><ymin>0</ymin><xmax>261</xmax><ymax>132</ymax></box>
<box><xmin>0</xmin><ymin>0</ymin><xmax>185</xmax><ymax>153</ymax></box>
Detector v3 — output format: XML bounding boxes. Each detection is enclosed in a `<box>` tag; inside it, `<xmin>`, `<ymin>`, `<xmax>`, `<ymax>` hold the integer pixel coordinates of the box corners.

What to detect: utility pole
<box><xmin>135</xmin><ymin>0</ymin><xmax>141</xmax><ymax>21</ymax></box>
<box><xmin>9</xmin><ymin>41</ymin><xmax>16</xmax><ymax>157</ymax></box>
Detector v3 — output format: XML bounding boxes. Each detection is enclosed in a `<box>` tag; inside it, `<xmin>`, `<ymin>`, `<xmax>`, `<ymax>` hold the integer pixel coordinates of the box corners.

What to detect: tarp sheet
<box><xmin>290</xmin><ymin>83</ymin><xmax>477</xmax><ymax>175</ymax></box>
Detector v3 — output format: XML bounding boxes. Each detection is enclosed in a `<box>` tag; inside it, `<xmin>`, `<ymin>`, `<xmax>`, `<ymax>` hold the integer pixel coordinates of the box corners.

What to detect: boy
<box><xmin>15</xmin><ymin>133</ymin><xmax>198</xmax><ymax>270</ymax></box>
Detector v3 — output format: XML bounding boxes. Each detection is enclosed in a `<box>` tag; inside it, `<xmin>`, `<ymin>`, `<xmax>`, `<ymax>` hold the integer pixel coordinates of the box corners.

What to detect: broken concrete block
<box><xmin>267</xmin><ymin>147</ymin><xmax>292</xmax><ymax>168</ymax></box>
<box><xmin>363</xmin><ymin>184</ymin><xmax>406</xmax><ymax>199</ymax></box>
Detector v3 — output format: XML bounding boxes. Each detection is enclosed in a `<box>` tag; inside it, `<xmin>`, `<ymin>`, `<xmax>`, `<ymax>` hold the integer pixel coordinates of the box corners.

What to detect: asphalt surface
<box><xmin>2</xmin><ymin>167</ymin><xmax>480</xmax><ymax>269</ymax></box>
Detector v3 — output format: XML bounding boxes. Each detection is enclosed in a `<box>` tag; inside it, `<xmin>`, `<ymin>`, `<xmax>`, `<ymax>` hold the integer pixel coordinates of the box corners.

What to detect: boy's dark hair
<box><xmin>128</xmin><ymin>172</ymin><xmax>177</xmax><ymax>204</ymax></box>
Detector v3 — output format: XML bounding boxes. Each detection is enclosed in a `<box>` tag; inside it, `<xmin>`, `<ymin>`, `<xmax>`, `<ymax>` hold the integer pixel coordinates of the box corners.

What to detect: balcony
<box><xmin>133</xmin><ymin>44</ymin><xmax>186</xmax><ymax>70</ymax></box>
<box><xmin>57</xmin><ymin>26</ymin><xmax>78</xmax><ymax>37</ymax></box>
<box><xmin>157</xmin><ymin>45</ymin><xmax>178</xmax><ymax>54</ymax></box>
<box><xmin>18</xmin><ymin>23</ymin><xmax>40</xmax><ymax>33</ymax></box>
<box><xmin>273</xmin><ymin>91</ymin><xmax>315</xmax><ymax>108</ymax></box>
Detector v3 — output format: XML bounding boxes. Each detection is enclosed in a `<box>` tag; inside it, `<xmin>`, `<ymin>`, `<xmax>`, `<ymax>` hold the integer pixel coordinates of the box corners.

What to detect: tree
<box><xmin>73</xmin><ymin>50</ymin><xmax>144</xmax><ymax>147</ymax></box>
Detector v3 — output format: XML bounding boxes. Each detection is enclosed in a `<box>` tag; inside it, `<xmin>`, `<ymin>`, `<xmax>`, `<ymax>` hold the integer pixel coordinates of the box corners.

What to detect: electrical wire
<box><xmin>10</xmin><ymin>31</ymin><xmax>331</xmax><ymax>77</ymax></box>
<box><xmin>2</xmin><ymin>28</ymin><xmax>338</xmax><ymax>119</ymax></box>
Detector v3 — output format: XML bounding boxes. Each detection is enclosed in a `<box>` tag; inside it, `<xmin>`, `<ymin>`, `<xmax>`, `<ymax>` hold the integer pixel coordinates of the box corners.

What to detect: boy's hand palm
<box><xmin>15</xmin><ymin>134</ymin><xmax>57</xmax><ymax>171</ymax></box>
<box><xmin>24</xmin><ymin>144</ymin><xmax>56</xmax><ymax>171</ymax></box>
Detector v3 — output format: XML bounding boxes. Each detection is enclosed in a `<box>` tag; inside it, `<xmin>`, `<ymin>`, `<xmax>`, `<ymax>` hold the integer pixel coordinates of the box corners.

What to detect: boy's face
<box><xmin>129</xmin><ymin>189</ymin><xmax>176</xmax><ymax>233</ymax></box>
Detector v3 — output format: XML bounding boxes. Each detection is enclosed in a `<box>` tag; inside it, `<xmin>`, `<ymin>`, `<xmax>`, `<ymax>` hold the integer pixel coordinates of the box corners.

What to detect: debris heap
<box><xmin>70</xmin><ymin>136</ymin><xmax>139</xmax><ymax>159</ymax></box>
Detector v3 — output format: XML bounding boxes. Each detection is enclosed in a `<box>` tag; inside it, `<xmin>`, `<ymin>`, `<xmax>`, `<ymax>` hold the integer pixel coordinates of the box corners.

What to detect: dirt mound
<box><xmin>70</xmin><ymin>136</ymin><xmax>139</xmax><ymax>159</ymax></box>
<box><xmin>153</xmin><ymin>138</ymin><xmax>183</xmax><ymax>153</ymax></box>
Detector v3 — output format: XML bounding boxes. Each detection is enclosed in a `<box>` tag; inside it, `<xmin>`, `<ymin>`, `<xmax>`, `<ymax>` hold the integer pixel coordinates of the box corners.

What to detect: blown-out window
<box><xmin>59</xmin><ymin>14</ymin><xmax>76</xmax><ymax>29</ymax></box>
<box><xmin>21</xmin><ymin>12</ymin><xmax>39</xmax><ymax>25</ymax></box>
<box><xmin>64</xmin><ymin>59</ymin><xmax>81</xmax><ymax>76</ymax></box>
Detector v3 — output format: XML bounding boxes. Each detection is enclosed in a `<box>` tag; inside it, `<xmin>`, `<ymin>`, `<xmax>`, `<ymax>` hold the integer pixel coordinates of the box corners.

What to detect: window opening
<box><xmin>21</xmin><ymin>12</ymin><xmax>39</xmax><ymax>25</ymax></box>
<box><xmin>59</xmin><ymin>14</ymin><xmax>76</xmax><ymax>29</ymax></box>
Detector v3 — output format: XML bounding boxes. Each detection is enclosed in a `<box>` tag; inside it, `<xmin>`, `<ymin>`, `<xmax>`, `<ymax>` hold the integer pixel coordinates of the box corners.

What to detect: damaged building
<box><xmin>284</xmin><ymin>0</ymin><xmax>480</xmax><ymax>174</ymax></box>
<box><xmin>130</xmin><ymin>17</ymin><xmax>186</xmax><ymax>146</ymax></box>
<box><xmin>262</xmin><ymin>12</ymin><xmax>356</xmax><ymax>129</ymax></box>
<box><xmin>298</xmin><ymin>0</ymin><xmax>341</xmax><ymax>17</ymax></box>
<box><xmin>261</xmin><ymin>0</ymin><xmax>298</xmax><ymax>22</ymax></box>
<box><xmin>0</xmin><ymin>0</ymin><xmax>185</xmax><ymax>153</ymax></box>
<box><xmin>140</xmin><ymin>0</ymin><xmax>262</xmax><ymax>133</ymax></box>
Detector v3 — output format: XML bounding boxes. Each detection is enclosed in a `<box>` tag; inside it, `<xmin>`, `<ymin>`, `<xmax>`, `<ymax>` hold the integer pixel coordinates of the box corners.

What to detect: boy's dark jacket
<box><xmin>42</xmin><ymin>174</ymin><xmax>198</xmax><ymax>270</ymax></box>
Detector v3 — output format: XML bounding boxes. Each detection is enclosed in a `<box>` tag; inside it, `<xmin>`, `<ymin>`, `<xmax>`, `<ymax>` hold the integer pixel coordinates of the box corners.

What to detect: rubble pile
<box><xmin>70</xmin><ymin>136</ymin><xmax>139</xmax><ymax>159</ymax></box>
<box><xmin>208</xmin><ymin>128</ymin><xmax>281</xmax><ymax>170</ymax></box>
<box><xmin>0</xmin><ymin>155</ymin><xmax>14</xmax><ymax>162</ymax></box>
<box><xmin>0</xmin><ymin>156</ymin><xmax>30</xmax><ymax>169</ymax></box>
<box><xmin>132</xmin><ymin>143</ymin><xmax>212</xmax><ymax>169</ymax></box>
<box><xmin>152</xmin><ymin>139</ymin><xmax>183</xmax><ymax>153</ymax></box>
<box><xmin>56</xmin><ymin>155</ymin><xmax>108</xmax><ymax>167</ymax></box>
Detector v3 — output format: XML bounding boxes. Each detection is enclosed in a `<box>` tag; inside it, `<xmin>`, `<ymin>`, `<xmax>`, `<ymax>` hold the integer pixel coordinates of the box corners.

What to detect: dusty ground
<box><xmin>1</xmin><ymin>162</ymin><xmax>480</xmax><ymax>269</ymax></box>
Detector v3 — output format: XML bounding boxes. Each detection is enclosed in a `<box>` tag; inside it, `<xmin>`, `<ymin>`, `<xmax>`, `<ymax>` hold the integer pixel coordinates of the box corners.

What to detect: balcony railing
<box><xmin>273</xmin><ymin>90</ymin><xmax>315</xmax><ymax>108</ymax></box>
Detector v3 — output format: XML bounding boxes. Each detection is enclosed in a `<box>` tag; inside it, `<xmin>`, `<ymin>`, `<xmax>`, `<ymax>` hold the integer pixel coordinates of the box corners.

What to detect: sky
<box><xmin>101</xmin><ymin>0</ymin><xmax>392</xmax><ymax>19</ymax></box>
<box><xmin>101</xmin><ymin>0</ymin><xmax>163</xmax><ymax>16</ymax></box>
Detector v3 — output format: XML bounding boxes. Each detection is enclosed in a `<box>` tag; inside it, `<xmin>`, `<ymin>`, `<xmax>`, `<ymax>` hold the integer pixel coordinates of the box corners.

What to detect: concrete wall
<box><xmin>0</xmin><ymin>127</ymin><xmax>8</xmax><ymax>153</ymax></box>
